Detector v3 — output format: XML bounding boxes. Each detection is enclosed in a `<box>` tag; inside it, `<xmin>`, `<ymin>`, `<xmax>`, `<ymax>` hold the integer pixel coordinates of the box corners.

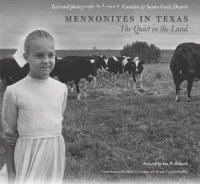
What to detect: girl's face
<box><xmin>24</xmin><ymin>38</ymin><xmax>55</xmax><ymax>80</ymax></box>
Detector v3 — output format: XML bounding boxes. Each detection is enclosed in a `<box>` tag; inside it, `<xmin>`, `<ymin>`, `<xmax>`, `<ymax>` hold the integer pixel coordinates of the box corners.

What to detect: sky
<box><xmin>0</xmin><ymin>0</ymin><xmax>200</xmax><ymax>50</ymax></box>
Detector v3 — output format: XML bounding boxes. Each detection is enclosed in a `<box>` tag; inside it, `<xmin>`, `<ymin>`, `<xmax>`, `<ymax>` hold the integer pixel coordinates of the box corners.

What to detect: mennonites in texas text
<box><xmin>65</xmin><ymin>15</ymin><xmax>188</xmax><ymax>23</ymax></box>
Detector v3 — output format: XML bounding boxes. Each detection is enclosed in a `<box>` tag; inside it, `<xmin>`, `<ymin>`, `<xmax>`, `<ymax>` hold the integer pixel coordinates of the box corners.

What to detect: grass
<box><xmin>62</xmin><ymin>92</ymin><xmax>200</xmax><ymax>182</ymax></box>
<box><xmin>61</xmin><ymin>63</ymin><xmax>200</xmax><ymax>182</ymax></box>
<box><xmin>0</xmin><ymin>63</ymin><xmax>200</xmax><ymax>183</ymax></box>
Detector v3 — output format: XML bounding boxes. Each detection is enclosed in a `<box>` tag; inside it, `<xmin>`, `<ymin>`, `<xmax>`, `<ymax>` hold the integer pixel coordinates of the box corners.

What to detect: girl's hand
<box><xmin>4</xmin><ymin>132</ymin><xmax>19</xmax><ymax>145</ymax></box>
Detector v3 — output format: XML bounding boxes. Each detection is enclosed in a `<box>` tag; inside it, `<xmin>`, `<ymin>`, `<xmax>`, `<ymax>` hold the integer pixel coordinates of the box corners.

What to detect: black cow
<box><xmin>51</xmin><ymin>56</ymin><xmax>97</xmax><ymax>100</ymax></box>
<box><xmin>170</xmin><ymin>42</ymin><xmax>200</xmax><ymax>102</ymax></box>
<box><xmin>106</xmin><ymin>56</ymin><xmax>124</xmax><ymax>74</ymax></box>
<box><xmin>93</xmin><ymin>55</ymin><xmax>108</xmax><ymax>72</ymax></box>
<box><xmin>0</xmin><ymin>57</ymin><xmax>29</xmax><ymax>85</ymax></box>
<box><xmin>96</xmin><ymin>56</ymin><xmax>127</xmax><ymax>85</ymax></box>
<box><xmin>59</xmin><ymin>55</ymin><xmax>98</xmax><ymax>88</ymax></box>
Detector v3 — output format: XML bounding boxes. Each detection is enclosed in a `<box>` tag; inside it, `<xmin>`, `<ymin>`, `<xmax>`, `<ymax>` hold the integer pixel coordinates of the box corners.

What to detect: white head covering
<box><xmin>12</xmin><ymin>36</ymin><xmax>27</xmax><ymax>68</ymax></box>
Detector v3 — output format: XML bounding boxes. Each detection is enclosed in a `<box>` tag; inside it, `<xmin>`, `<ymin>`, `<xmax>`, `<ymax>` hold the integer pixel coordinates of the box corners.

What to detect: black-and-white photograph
<box><xmin>0</xmin><ymin>0</ymin><xmax>200</xmax><ymax>183</ymax></box>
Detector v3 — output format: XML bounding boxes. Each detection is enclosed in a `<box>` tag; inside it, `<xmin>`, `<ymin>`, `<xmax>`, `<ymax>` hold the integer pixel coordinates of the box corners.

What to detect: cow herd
<box><xmin>0</xmin><ymin>42</ymin><xmax>200</xmax><ymax>101</ymax></box>
<box><xmin>0</xmin><ymin>54</ymin><xmax>144</xmax><ymax>100</ymax></box>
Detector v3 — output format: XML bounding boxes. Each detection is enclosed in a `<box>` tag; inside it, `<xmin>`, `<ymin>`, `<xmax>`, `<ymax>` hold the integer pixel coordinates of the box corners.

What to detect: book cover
<box><xmin>0</xmin><ymin>0</ymin><xmax>200</xmax><ymax>184</ymax></box>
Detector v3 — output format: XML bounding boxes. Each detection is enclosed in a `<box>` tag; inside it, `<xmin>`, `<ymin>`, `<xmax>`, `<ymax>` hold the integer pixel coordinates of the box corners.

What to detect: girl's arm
<box><xmin>2</xmin><ymin>86</ymin><xmax>18</xmax><ymax>183</ymax></box>
<box><xmin>62</xmin><ymin>85</ymin><xmax>68</xmax><ymax>114</ymax></box>
<box><xmin>5</xmin><ymin>143</ymin><xmax>16</xmax><ymax>183</ymax></box>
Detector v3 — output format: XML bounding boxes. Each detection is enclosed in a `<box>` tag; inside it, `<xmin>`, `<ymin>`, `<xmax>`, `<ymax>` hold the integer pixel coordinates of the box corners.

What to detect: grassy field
<box><xmin>0</xmin><ymin>54</ymin><xmax>200</xmax><ymax>183</ymax></box>
<box><xmin>61</xmin><ymin>63</ymin><xmax>200</xmax><ymax>183</ymax></box>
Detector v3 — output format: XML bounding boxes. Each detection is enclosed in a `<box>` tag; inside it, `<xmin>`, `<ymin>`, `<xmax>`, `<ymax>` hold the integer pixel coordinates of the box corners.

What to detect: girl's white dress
<box><xmin>1</xmin><ymin>75</ymin><xmax>68</xmax><ymax>184</ymax></box>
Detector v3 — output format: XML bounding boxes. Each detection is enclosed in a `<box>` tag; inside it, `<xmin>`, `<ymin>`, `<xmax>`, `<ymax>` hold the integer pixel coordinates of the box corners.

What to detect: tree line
<box><xmin>120</xmin><ymin>41</ymin><xmax>161</xmax><ymax>63</ymax></box>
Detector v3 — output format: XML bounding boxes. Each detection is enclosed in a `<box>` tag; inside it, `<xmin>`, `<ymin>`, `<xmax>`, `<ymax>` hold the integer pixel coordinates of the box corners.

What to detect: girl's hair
<box><xmin>24</xmin><ymin>30</ymin><xmax>55</xmax><ymax>54</ymax></box>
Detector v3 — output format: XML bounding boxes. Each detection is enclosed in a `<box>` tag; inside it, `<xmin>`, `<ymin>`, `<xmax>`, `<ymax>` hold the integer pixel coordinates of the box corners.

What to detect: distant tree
<box><xmin>92</xmin><ymin>46</ymin><xmax>97</xmax><ymax>50</ymax></box>
<box><xmin>120</xmin><ymin>41</ymin><xmax>161</xmax><ymax>63</ymax></box>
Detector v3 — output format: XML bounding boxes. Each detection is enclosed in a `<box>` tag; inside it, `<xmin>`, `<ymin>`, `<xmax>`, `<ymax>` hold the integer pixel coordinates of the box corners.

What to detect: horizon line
<box><xmin>0</xmin><ymin>48</ymin><xmax>174</xmax><ymax>50</ymax></box>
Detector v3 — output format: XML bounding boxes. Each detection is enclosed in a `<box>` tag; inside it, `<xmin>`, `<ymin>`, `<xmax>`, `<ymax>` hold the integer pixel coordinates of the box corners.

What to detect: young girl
<box><xmin>1</xmin><ymin>30</ymin><xmax>68</xmax><ymax>184</ymax></box>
